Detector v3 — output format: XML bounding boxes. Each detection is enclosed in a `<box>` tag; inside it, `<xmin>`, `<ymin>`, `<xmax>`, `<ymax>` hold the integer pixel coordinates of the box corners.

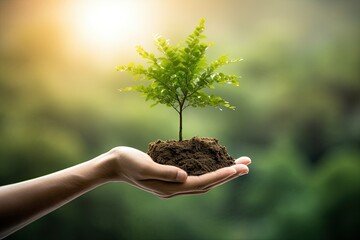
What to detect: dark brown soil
<box><xmin>147</xmin><ymin>137</ymin><xmax>234</xmax><ymax>176</ymax></box>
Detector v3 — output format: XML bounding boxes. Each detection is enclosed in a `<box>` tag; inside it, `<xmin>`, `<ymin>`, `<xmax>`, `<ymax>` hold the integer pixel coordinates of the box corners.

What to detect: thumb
<box><xmin>145</xmin><ymin>163</ymin><xmax>188</xmax><ymax>182</ymax></box>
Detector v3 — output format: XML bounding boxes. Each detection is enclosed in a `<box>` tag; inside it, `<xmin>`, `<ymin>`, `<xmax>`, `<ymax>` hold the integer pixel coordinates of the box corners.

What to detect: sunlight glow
<box><xmin>69</xmin><ymin>0</ymin><xmax>145</xmax><ymax>54</ymax></box>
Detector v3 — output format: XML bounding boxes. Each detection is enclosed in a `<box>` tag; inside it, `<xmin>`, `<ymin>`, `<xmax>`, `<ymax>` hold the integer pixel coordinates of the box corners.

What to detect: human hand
<box><xmin>105</xmin><ymin>147</ymin><xmax>251</xmax><ymax>198</ymax></box>
<box><xmin>0</xmin><ymin>146</ymin><xmax>250</xmax><ymax>238</ymax></box>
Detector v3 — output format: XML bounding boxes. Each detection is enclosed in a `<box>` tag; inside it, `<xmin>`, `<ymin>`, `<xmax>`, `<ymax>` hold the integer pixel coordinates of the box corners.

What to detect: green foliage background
<box><xmin>1</xmin><ymin>0</ymin><xmax>359</xmax><ymax>239</ymax></box>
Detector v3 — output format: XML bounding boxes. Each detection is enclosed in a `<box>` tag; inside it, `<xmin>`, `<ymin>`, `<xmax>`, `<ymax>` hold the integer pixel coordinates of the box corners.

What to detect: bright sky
<box><xmin>68</xmin><ymin>1</ymin><xmax>143</xmax><ymax>50</ymax></box>
<box><xmin>64</xmin><ymin>0</ymin><xmax>158</xmax><ymax>62</ymax></box>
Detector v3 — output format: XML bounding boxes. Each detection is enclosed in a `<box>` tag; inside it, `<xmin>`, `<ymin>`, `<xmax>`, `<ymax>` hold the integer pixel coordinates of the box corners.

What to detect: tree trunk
<box><xmin>179</xmin><ymin>110</ymin><xmax>183</xmax><ymax>141</ymax></box>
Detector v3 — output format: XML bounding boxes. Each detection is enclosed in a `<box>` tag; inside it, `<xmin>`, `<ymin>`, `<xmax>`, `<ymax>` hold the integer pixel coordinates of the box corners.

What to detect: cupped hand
<box><xmin>107</xmin><ymin>147</ymin><xmax>251</xmax><ymax>198</ymax></box>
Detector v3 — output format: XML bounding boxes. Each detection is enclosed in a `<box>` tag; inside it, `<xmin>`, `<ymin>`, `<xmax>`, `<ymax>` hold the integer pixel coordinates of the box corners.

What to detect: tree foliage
<box><xmin>116</xmin><ymin>18</ymin><xmax>241</xmax><ymax>141</ymax></box>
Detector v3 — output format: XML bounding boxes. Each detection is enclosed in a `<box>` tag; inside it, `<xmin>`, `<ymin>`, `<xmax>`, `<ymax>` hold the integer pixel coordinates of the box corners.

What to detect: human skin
<box><xmin>0</xmin><ymin>147</ymin><xmax>251</xmax><ymax>239</ymax></box>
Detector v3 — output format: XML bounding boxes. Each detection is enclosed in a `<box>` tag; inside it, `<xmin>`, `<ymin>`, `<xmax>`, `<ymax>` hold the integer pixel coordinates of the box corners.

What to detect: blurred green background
<box><xmin>1</xmin><ymin>0</ymin><xmax>359</xmax><ymax>239</ymax></box>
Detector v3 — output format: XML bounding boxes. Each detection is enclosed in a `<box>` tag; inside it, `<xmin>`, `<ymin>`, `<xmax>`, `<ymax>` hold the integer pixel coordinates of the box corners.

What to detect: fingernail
<box><xmin>176</xmin><ymin>170</ymin><xmax>187</xmax><ymax>182</ymax></box>
<box><xmin>241</xmin><ymin>169</ymin><xmax>249</xmax><ymax>175</ymax></box>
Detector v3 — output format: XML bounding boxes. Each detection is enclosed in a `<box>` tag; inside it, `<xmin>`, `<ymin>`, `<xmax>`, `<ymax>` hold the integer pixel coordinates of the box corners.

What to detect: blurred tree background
<box><xmin>1</xmin><ymin>0</ymin><xmax>359</xmax><ymax>239</ymax></box>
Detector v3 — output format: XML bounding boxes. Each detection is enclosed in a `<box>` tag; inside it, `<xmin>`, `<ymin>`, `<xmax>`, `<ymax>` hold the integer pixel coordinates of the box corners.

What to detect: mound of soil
<box><xmin>147</xmin><ymin>137</ymin><xmax>234</xmax><ymax>176</ymax></box>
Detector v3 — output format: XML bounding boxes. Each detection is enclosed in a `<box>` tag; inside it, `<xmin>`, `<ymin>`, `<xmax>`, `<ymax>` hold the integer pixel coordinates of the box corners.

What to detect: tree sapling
<box><xmin>116</xmin><ymin>18</ymin><xmax>241</xmax><ymax>141</ymax></box>
<box><xmin>116</xmin><ymin>19</ymin><xmax>242</xmax><ymax>175</ymax></box>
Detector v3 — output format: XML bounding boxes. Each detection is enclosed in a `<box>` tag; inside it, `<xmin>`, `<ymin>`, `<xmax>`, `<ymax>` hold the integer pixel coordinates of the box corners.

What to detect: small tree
<box><xmin>116</xmin><ymin>19</ymin><xmax>241</xmax><ymax>141</ymax></box>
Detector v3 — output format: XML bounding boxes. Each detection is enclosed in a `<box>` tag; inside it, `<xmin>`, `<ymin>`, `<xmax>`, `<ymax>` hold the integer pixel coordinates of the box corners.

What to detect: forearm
<box><xmin>0</xmin><ymin>151</ymin><xmax>113</xmax><ymax>239</ymax></box>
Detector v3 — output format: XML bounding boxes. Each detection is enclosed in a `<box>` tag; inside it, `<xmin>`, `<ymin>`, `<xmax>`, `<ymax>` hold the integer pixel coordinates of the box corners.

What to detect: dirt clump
<box><xmin>147</xmin><ymin>137</ymin><xmax>234</xmax><ymax>176</ymax></box>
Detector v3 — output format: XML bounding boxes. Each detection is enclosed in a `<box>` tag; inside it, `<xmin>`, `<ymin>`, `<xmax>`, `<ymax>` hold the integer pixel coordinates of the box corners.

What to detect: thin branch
<box><xmin>171</xmin><ymin>104</ymin><xmax>180</xmax><ymax>114</ymax></box>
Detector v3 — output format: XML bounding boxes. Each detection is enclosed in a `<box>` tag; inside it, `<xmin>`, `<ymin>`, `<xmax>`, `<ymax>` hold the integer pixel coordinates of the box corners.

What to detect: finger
<box><xmin>161</xmin><ymin>188</ymin><xmax>210</xmax><ymax>199</ymax></box>
<box><xmin>164</xmin><ymin>166</ymin><xmax>244</xmax><ymax>198</ymax></box>
<box><xmin>137</xmin><ymin>164</ymin><xmax>248</xmax><ymax>198</ymax></box>
<box><xmin>179</xmin><ymin>166</ymin><xmax>237</xmax><ymax>192</ymax></box>
<box><xmin>203</xmin><ymin>164</ymin><xmax>249</xmax><ymax>190</ymax></box>
<box><xmin>233</xmin><ymin>163</ymin><xmax>250</xmax><ymax>175</ymax></box>
<box><xmin>235</xmin><ymin>156</ymin><xmax>252</xmax><ymax>165</ymax></box>
<box><xmin>136</xmin><ymin>167</ymin><xmax>236</xmax><ymax>198</ymax></box>
<box><xmin>200</xmin><ymin>164</ymin><xmax>248</xmax><ymax>189</ymax></box>
<box><xmin>135</xmin><ymin>179</ymin><xmax>185</xmax><ymax>198</ymax></box>
<box><xmin>143</xmin><ymin>162</ymin><xmax>188</xmax><ymax>183</ymax></box>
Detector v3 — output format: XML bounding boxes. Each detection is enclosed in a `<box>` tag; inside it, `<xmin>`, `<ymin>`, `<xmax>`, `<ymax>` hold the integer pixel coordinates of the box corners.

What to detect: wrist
<box><xmin>94</xmin><ymin>147</ymin><xmax>124</xmax><ymax>183</ymax></box>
